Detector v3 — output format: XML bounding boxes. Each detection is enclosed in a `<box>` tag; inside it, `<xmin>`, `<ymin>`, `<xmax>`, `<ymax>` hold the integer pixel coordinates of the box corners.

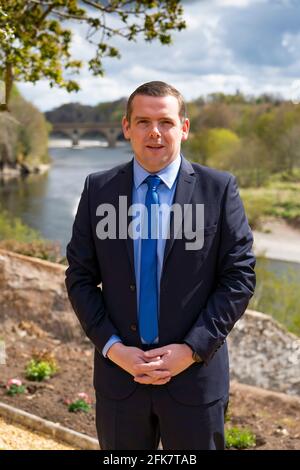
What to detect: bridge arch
<box><xmin>50</xmin><ymin>122</ymin><xmax>123</xmax><ymax>147</ymax></box>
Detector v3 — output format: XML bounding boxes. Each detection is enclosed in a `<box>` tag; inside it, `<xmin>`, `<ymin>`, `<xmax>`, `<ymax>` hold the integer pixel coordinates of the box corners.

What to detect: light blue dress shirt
<box><xmin>102</xmin><ymin>155</ymin><xmax>181</xmax><ymax>356</ymax></box>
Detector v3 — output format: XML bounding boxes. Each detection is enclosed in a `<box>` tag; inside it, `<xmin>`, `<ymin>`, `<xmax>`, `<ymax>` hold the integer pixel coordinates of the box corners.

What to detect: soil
<box><xmin>1</xmin><ymin>319</ymin><xmax>300</xmax><ymax>450</ymax></box>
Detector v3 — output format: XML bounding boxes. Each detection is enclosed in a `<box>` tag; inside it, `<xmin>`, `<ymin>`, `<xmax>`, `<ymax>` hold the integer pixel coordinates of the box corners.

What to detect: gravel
<box><xmin>0</xmin><ymin>417</ymin><xmax>77</xmax><ymax>450</ymax></box>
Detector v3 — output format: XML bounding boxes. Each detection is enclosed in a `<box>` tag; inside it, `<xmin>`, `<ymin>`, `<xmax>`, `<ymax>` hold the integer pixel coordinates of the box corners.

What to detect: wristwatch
<box><xmin>192</xmin><ymin>350</ymin><xmax>203</xmax><ymax>363</ymax></box>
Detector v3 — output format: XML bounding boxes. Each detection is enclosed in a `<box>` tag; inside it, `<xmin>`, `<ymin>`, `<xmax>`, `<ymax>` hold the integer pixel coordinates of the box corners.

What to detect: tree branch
<box><xmin>81</xmin><ymin>0</ymin><xmax>147</xmax><ymax>16</ymax></box>
<box><xmin>50</xmin><ymin>9</ymin><xmax>88</xmax><ymax>21</ymax></box>
<box><xmin>36</xmin><ymin>4</ymin><xmax>55</xmax><ymax>28</ymax></box>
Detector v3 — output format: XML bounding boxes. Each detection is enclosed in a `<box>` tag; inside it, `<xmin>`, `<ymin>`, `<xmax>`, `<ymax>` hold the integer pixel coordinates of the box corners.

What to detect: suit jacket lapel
<box><xmin>118</xmin><ymin>158</ymin><xmax>135</xmax><ymax>277</ymax></box>
<box><xmin>162</xmin><ymin>156</ymin><xmax>196</xmax><ymax>271</ymax></box>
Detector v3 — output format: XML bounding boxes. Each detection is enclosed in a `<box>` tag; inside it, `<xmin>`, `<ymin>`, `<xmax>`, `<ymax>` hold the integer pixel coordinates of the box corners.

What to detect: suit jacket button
<box><xmin>130</xmin><ymin>323</ymin><xmax>137</xmax><ymax>332</ymax></box>
<box><xmin>129</xmin><ymin>284</ymin><xmax>136</xmax><ymax>292</ymax></box>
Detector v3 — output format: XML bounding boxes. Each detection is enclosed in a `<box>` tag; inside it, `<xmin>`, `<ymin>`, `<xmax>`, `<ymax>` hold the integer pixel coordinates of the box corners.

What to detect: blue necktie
<box><xmin>139</xmin><ymin>175</ymin><xmax>161</xmax><ymax>344</ymax></box>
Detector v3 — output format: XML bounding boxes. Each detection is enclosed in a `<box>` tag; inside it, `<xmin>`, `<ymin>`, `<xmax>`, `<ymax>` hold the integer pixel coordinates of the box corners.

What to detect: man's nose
<box><xmin>149</xmin><ymin>125</ymin><xmax>161</xmax><ymax>138</ymax></box>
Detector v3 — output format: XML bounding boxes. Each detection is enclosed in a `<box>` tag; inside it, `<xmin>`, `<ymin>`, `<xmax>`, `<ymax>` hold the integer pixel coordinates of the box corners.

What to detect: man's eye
<box><xmin>137</xmin><ymin>120</ymin><xmax>148</xmax><ymax>124</ymax></box>
<box><xmin>161</xmin><ymin>120</ymin><xmax>173</xmax><ymax>125</ymax></box>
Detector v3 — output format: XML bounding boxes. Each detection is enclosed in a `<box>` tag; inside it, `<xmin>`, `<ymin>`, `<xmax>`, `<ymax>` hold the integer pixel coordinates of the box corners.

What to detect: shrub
<box><xmin>25</xmin><ymin>351</ymin><xmax>58</xmax><ymax>381</ymax></box>
<box><xmin>0</xmin><ymin>239</ymin><xmax>64</xmax><ymax>263</ymax></box>
<box><xmin>0</xmin><ymin>209</ymin><xmax>65</xmax><ymax>263</ymax></box>
<box><xmin>0</xmin><ymin>209</ymin><xmax>41</xmax><ymax>243</ymax></box>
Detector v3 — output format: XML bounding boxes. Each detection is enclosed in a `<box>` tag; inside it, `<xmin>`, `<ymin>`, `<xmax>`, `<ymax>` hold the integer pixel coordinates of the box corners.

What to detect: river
<box><xmin>0</xmin><ymin>140</ymin><xmax>132</xmax><ymax>254</ymax></box>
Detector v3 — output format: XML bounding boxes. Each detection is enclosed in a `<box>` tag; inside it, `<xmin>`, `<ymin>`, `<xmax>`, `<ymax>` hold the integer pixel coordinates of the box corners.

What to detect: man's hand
<box><xmin>134</xmin><ymin>343</ymin><xmax>195</xmax><ymax>385</ymax></box>
<box><xmin>107</xmin><ymin>343</ymin><xmax>172</xmax><ymax>385</ymax></box>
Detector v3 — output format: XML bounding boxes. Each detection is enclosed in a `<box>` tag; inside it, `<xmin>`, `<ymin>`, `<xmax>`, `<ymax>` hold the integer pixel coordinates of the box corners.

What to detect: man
<box><xmin>65</xmin><ymin>81</ymin><xmax>256</xmax><ymax>450</ymax></box>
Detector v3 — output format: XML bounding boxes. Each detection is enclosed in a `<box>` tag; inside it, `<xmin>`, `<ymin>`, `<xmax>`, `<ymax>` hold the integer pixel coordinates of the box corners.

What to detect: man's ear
<box><xmin>181</xmin><ymin>118</ymin><xmax>190</xmax><ymax>142</ymax></box>
<box><xmin>122</xmin><ymin>116</ymin><xmax>131</xmax><ymax>140</ymax></box>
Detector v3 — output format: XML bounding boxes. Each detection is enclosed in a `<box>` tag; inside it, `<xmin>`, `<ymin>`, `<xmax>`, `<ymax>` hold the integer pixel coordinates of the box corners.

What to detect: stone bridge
<box><xmin>50</xmin><ymin>122</ymin><xmax>124</xmax><ymax>147</ymax></box>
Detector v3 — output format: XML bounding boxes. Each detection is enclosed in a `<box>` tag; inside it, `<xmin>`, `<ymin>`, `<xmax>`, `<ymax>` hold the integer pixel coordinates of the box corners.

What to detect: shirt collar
<box><xmin>133</xmin><ymin>155</ymin><xmax>181</xmax><ymax>190</ymax></box>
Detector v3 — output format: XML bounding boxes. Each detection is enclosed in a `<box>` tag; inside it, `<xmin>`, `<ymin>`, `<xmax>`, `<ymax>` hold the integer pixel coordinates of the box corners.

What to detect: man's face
<box><xmin>122</xmin><ymin>94</ymin><xmax>190</xmax><ymax>173</ymax></box>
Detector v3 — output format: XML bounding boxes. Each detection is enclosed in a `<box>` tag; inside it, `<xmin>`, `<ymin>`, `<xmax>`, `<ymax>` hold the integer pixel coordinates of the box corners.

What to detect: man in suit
<box><xmin>65</xmin><ymin>81</ymin><xmax>256</xmax><ymax>450</ymax></box>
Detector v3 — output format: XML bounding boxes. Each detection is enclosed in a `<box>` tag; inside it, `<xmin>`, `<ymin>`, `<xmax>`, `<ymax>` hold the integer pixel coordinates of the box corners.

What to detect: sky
<box><xmin>17</xmin><ymin>0</ymin><xmax>300</xmax><ymax>111</ymax></box>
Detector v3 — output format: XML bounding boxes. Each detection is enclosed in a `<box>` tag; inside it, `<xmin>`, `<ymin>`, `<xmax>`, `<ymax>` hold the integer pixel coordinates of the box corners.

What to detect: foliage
<box><xmin>0</xmin><ymin>112</ymin><xmax>19</xmax><ymax>166</ymax></box>
<box><xmin>250</xmin><ymin>257</ymin><xmax>300</xmax><ymax>336</ymax></box>
<box><xmin>25</xmin><ymin>351</ymin><xmax>58</xmax><ymax>381</ymax></box>
<box><xmin>68</xmin><ymin>399</ymin><xmax>91</xmax><ymax>413</ymax></box>
<box><xmin>191</xmin><ymin>101</ymin><xmax>237</xmax><ymax>130</ymax></box>
<box><xmin>0</xmin><ymin>0</ymin><xmax>185</xmax><ymax>108</ymax></box>
<box><xmin>6</xmin><ymin>378</ymin><xmax>26</xmax><ymax>396</ymax></box>
<box><xmin>26</xmin><ymin>359</ymin><xmax>56</xmax><ymax>381</ymax></box>
<box><xmin>225</xmin><ymin>427</ymin><xmax>256</xmax><ymax>449</ymax></box>
<box><xmin>185</xmin><ymin>95</ymin><xmax>300</xmax><ymax>189</ymax></box>
<box><xmin>0</xmin><ymin>209</ymin><xmax>42</xmax><ymax>242</ymax></box>
<box><xmin>0</xmin><ymin>209</ymin><xmax>65</xmax><ymax>263</ymax></box>
<box><xmin>183</xmin><ymin>128</ymin><xmax>240</xmax><ymax>166</ymax></box>
<box><xmin>0</xmin><ymin>239</ymin><xmax>64</xmax><ymax>263</ymax></box>
<box><xmin>276</xmin><ymin>168</ymin><xmax>300</xmax><ymax>183</ymax></box>
<box><xmin>10</xmin><ymin>92</ymin><xmax>50</xmax><ymax>166</ymax></box>
<box><xmin>240</xmin><ymin>182</ymin><xmax>300</xmax><ymax>229</ymax></box>
<box><xmin>45</xmin><ymin>98</ymin><xmax>127</xmax><ymax>124</ymax></box>
<box><xmin>239</xmin><ymin>193</ymin><xmax>269</xmax><ymax>230</ymax></box>
<box><xmin>66</xmin><ymin>392</ymin><xmax>92</xmax><ymax>413</ymax></box>
<box><xmin>0</xmin><ymin>86</ymin><xmax>49</xmax><ymax>168</ymax></box>
<box><xmin>277</xmin><ymin>125</ymin><xmax>300</xmax><ymax>174</ymax></box>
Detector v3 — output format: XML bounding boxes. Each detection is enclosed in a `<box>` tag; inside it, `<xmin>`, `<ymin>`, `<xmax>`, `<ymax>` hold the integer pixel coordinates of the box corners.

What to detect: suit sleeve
<box><xmin>65</xmin><ymin>175</ymin><xmax>119</xmax><ymax>353</ymax></box>
<box><xmin>184</xmin><ymin>174</ymin><xmax>256</xmax><ymax>364</ymax></box>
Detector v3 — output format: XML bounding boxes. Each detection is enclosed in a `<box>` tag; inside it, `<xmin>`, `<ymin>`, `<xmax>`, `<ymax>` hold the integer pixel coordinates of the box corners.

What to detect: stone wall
<box><xmin>0</xmin><ymin>249</ymin><xmax>299</xmax><ymax>395</ymax></box>
<box><xmin>0</xmin><ymin>249</ymin><xmax>82</xmax><ymax>340</ymax></box>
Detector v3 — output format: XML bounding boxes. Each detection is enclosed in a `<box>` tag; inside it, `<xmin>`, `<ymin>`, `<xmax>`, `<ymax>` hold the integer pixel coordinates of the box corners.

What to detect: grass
<box><xmin>0</xmin><ymin>209</ymin><xmax>65</xmax><ymax>263</ymax></box>
<box><xmin>0</xmin><ymin>209</ymin><xmax>42</xmax><ymax>243</ymax></box>
<box><xmin>225</xmin><ymin>427</ymin><xmax>256</xmax><ymax>449</ymax></box>
<box><xmin>240</xmin><ymin>181</ymin><xmax>300</xmax><ymax>229</ymax></box>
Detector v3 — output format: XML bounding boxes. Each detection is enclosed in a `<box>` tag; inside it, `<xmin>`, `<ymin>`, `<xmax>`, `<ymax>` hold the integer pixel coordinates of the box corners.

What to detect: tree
<box><xmin>0</xmin><ymin>112</ymin><xmax>19</xmax><ymax>168</ymax></box>
<box><xmin>195</xmin><ymin>102</ymin><xmax>236</xmax><ymax>130</ymax></box>
<box><xmin>0</xmin><ymin>85</ymin><xmax>49</xmax><ymax>169</ymax></box>
<box><xmin>0</xmin><ymin>0</ymin><xmax>185</xmax><ymax>111</ymax></box>
<box><xmin>183</xmin><ymin>128</ymin><xmax>240</xmax><ymax>167</ymax></box>
<box><xmin>277</xmin><ymin>125</ymin><xmax>300</xmax><ymax>174</ymax></box>
<box><xmin>223</xmin><ymin>136</ymin><xmax>270</xmax><ymax>187</ymax></box>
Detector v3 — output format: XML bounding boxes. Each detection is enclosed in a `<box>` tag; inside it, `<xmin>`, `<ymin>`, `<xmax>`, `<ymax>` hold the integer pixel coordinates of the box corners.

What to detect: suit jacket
<box><xmin>65</xmin><ymin>156</ymin><xmax>256</xmax><ymax>405</ymax></box>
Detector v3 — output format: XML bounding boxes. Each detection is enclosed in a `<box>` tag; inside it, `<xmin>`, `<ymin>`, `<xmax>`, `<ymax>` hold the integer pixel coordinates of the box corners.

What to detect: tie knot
<box><xmin>145</xmin><ymin>175</ymin><xmax>161</xmax><ymax>191</ymax></box>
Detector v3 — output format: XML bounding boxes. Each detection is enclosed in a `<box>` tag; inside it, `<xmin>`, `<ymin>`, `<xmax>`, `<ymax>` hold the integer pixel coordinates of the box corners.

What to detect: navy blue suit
<box><xmin>65</xmin><ymin>156</ymin><xmax>256</xmax><ymax>449</ymax></box>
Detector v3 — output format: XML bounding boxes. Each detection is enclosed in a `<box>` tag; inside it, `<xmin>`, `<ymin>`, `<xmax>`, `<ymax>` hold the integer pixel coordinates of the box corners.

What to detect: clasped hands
<box><xmin>107</xmin><ymin>342</ymin><xmax>194</xmax><ymax>385</ymax></box>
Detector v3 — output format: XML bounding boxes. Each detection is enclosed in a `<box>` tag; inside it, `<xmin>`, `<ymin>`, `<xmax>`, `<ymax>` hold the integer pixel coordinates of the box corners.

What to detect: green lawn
<box><xmin>240</xmin><ymin>181</ymin><xmax>300</xmax><ymax>229</ymax></box>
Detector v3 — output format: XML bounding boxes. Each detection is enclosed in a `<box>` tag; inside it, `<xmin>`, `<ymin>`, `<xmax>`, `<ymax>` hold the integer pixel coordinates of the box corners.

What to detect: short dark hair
<box><xmin>126</xmin><ymin>81</ymin><xmax>186</xmax><ymax>123</ymax></box>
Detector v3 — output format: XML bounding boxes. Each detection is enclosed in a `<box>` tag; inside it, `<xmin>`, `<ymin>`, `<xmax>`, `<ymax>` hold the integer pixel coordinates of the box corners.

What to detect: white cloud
<box><xmin>213</xmin><ymin>0</ymin><xmax>267</xmax><ymax>6</ymax></box>
<box><xmin>282</xmin><ymin>32</ymin><xmax>300</xmax><ymax>57</ymax></box>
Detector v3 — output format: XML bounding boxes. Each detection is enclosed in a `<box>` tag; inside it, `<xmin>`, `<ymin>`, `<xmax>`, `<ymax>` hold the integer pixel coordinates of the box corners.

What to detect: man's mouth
<box><xmin>146</xmin><ymin>145</ymin><xmax>164</xmax><ymax>149</ymax></box>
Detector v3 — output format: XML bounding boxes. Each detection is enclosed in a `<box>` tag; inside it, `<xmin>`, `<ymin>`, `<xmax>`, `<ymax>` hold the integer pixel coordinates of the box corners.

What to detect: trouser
<box><xmin>95</xmin><ymin>385</ymin><xmax>228</xmax><ymax>450</ymax></box>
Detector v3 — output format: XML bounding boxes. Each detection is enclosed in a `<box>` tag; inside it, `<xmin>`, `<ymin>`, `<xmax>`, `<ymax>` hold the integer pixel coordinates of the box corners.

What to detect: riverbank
<box><xmin>0</xmin><ymin>163</ymin><xmax>51</xmax><ymax>182</ymax></box>
<box><xmin>253</xmin><ymin>219</ymin><xmax>300</xmax><ymax>264</ymax></box>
